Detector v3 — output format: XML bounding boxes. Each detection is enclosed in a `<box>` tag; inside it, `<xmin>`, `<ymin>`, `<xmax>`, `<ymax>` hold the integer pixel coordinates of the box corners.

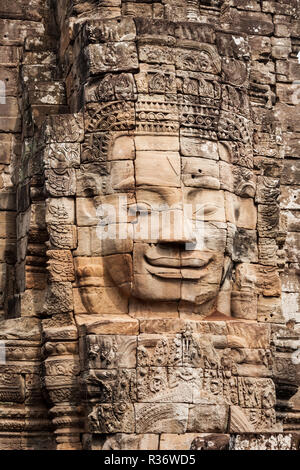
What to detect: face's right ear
<box><xmin>108</xmin><ymin>134</ymin><xmax>135</xmax><ymax>161</ymax></box>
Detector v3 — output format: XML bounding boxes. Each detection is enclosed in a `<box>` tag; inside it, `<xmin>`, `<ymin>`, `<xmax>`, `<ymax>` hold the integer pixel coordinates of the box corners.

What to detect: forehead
<box><xmin>109</xmin><ymin>133</ymin><xmax>218</xmax><ymax>185</ymax></box>
<box><xmin>108</xmin><ymin>134</ymin><xmax>233</xmax><ymax>176</ymax></box>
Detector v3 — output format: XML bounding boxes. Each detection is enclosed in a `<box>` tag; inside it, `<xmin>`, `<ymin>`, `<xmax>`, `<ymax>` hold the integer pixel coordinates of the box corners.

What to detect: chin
<box><xmin>131</xmin><ymin>277</ymin><xmax>181</xmax><ymax>302</ymax></box>
<box><xmin>130</xmin><ymin>274</ymin><xmax>221</xmax><ymax>306</ymax></box>
<box><xmin>180</xmin><ymin>282</ymin><xmax>220</xmax><ymax>305</ymax></box>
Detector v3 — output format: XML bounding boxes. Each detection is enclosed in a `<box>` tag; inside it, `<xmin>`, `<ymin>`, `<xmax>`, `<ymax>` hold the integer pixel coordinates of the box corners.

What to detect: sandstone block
<box><xmin>73</xmin><ymin>286</ymin><xmax>128</xmax><ymax>315</ymax></box>
<box><xmin>257</xmin><ymin>296</ymin><xmax>284</xmax><ymax>323</ymax></box>
<box><xmin>88</xmin><ymin>403</ymin><xmax>135</xmax><ymax>433</ymax></box>
<box><xmin>82</xmin><ymin>17</ymin><xmax>136</xmax><ymax>44</ymax></box>
<box><xmin>187</xmin><ymin>404</ymin><xmax>228</xmax><ymax>433</ymax></box>
<box><xmin>227</xmin><ymin>322</ymin><xmax>270</xmax><ymax>349</ymax></box>
<box><xmin>135</xmin><ymin>403</ymin><xmax>188</xmax><ymax>434</ymax></box>
<box><xmin>135</xmin><ymin>151</ymin><xmax>181</xmax><ymax>188</ymax></box>
<box><xmin>0</xmin><ymin>19</ymin><xmax>44</xmax><ymax>46</ymax></box>
<box><xmin>101</xmin><ymin>433</ymin><xmax>159</xmax><ymax>450</ymax></box>
<box><xmin>180</xmin><ymin>136</ymin><xmax>219</xmax><ymax>160</ymax></box>
<box><xmin>226</xmin><ymin>12</ymin><xmax>274</xmax><ymax>36</ymax></box>
<box><xmin>225</xmin><ymin>192</ymin><xmax>257</xmax><ymax>229</ymax></box>
<box><xmin>76</xmin><ymin>314</ymin><xmax>139</xmax><ymax>336</ymax></box>
<box><xmin>81</xmin><ymin>334</ymin><xmax>137</xmax><ymax>369</ymax></box>
<box><xmin>160</xmin><ymin>433</ymin><xmax>229</xmax><ymax>450</ymax></box>
<box><xmin>86</xmin><ymin>42</ymin><xmax>138</xmax><ymax>75</ymax></box>
<box><xmin>281</xmin><ymin>292</ymin><xmax>300</xmax><ymax>322</ymax></box>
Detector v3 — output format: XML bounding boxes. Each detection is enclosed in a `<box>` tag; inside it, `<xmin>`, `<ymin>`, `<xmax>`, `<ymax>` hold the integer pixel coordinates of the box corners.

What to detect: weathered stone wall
<box><xmin>0</xmin><ymin>0</ymin><xmax>299</xmax><ymax>451</ymax></box>
<box><xmin>0</xmin><ymin>0</ymin><xmax>57</xmax><ymax>449</ymax></box>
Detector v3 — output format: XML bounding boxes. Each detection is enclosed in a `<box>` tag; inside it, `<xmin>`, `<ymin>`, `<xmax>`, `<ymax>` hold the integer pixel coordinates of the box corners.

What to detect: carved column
<box><xmin>38</xmin><ymin>115</ymin><xmax>85</xmax><ymax>450</ymax></box>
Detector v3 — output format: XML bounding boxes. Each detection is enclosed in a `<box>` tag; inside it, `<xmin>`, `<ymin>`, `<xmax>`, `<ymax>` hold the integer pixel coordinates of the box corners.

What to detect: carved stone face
<box><xmin>76</xmin><ymin>23</ymin><xmax>258</xmax><ymax>318</ymax></box>
<box><xmin>99</xmin><ymin>133</ymin><xmax>230</xmax><ymax>314</ymax></box>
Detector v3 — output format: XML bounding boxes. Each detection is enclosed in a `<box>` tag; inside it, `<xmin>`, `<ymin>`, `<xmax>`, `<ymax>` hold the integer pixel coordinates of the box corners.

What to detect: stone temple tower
<box><xmin>0</xmin><ymin>0</ymin><xmax>299</xmax><ymax>450</ymax></box>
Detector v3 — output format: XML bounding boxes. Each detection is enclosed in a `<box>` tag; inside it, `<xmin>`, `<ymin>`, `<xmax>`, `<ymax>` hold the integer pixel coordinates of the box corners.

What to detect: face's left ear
<box><xmin>105</xmin><ymin>253</ymin><xmax>133</xmax><ymax>297</ymax></box>
<box><xmin>216</xmin><ymin>255</ymin><xmax>233</xmax><ymax>316</ymax></box>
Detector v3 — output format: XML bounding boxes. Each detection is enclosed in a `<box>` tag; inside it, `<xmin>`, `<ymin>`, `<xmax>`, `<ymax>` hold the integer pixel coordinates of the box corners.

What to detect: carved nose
<box><xmin>157</xmin><ymin>210</ymin><xmax>197</xmax><ymax>246</ymax></box>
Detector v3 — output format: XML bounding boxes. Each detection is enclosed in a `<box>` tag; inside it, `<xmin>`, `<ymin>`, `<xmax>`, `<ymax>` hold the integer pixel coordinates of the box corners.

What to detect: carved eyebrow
<box><xmin>127</xmin><ymin>201</ymin><xmax>152</xmax><ymax>210</ymax></box>
<box><xmin>184</xmin><ymin>187</ymin><xmax>205</xmax><ymax>197</ymax></box>
<box><xmin>136</xmin><ymin>191</ymin><xmax>167</xmax><ymax>206</ymax></box>
<box><xmin>136</xmin><ymin>186</ymin><xmax>167</xmax><ymax>196</ymax></box>
<box><xmin>193</xmin><ymin>203</ymin><xmax>218</xmax><ymax>215</ymax></box>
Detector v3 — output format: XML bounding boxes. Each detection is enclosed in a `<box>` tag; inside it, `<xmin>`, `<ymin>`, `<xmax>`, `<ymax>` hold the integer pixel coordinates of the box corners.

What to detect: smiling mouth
<box><xmin>144</xmin><ymin>253</ymin><xmax>213</xmax><ymax>280</ymax></box>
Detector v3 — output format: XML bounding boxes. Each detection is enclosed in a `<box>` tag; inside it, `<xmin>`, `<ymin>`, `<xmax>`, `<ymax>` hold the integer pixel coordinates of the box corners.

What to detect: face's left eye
<box><xmin>127</xmin><ymin>203</ymin><xmax>152</xmax><ymax>222</ymax></box>
<box><xmin>193</xmin><ymin>203</ymin><xmax>218</xmax><ymax>219</ymax></box>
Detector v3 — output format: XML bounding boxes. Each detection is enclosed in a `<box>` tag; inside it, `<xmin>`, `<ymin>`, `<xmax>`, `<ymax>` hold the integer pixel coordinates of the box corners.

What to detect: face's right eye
<box><xmin>127</xmin><ymin>203</ymin><xmax>152</xmax><ymax>222</ymax></box>
<box><xmin>193</xmin><ymin>203</ymin><xmax>218</xmax><ymax>219</ymax></box>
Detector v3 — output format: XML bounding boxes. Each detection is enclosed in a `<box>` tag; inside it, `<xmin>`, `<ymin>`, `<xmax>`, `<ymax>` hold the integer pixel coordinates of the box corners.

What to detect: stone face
<box><xmin>0</xmin><ymin>0</ymin><xmax>297</xmax><ymax>452</ymax></box>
